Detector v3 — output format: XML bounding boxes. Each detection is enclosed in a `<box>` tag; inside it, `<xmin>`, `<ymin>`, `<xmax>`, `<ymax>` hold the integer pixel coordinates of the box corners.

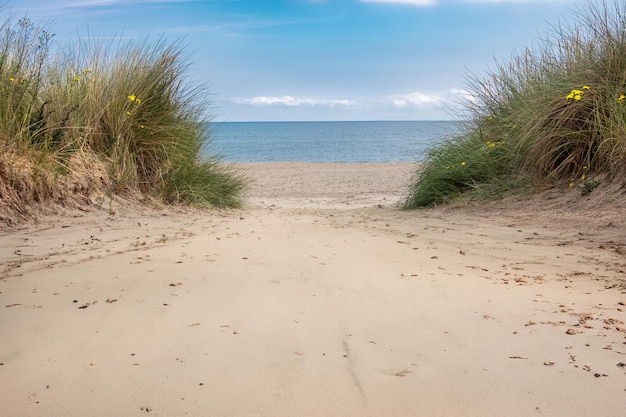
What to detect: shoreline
<box><xmin>235</xmin><ymin>161</ymin><xmax>417</xmax><ymax>209</ymax></box>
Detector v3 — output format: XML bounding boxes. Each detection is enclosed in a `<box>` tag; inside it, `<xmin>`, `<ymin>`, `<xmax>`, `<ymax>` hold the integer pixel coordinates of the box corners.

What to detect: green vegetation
<box><xmin>0</xmin><ymin>13</ymin><xmax>245</xmax><ymax>220</ymax></box>
<box><xmin>405</xmin><ymin>1</ymin><xmax>626</xmax><ymax>208</ymax></box>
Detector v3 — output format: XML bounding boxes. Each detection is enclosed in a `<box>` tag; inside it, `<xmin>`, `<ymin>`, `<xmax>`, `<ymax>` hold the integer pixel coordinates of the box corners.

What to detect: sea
<box><xmin>207</xmin><ymin>120</ymin><xmax>462</xmax><ymax>163</ymax></box>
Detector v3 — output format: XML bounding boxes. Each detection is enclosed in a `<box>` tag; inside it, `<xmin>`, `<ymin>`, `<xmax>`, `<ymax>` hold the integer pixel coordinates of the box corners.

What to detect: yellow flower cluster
<box><xmin>127</xmin><ymin>94</ymin><xmax>141</xmax><ymax>104</ymax></box>
<box><xmin>126</xmin><ymin>94</ymin><xmax>142</xmax><ymax>115</ymax></box>
<box><xmin>566</xmin><ymin>85</ymin><xmax>590</xmax><ymax>101</ymax></box>
<box><xmin>126</xmin><ymin>94</ymin><xmax>145</xmax><ymax>128</ymax></box>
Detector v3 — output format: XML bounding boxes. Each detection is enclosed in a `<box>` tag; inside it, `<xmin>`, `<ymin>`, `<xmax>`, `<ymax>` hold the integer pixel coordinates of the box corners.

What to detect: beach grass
<box><xmin>405</xmin><ymin>1</ymin><xmax>626</xmax><ymax>208</ymax></box>
<box><xmin>0</xmin><ymin>13</ymin><xmax>245</xmax><ymax>220</ymax></box>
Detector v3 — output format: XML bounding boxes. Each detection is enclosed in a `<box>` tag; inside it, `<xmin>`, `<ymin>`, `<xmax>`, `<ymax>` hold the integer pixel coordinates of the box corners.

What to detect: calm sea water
<box><xmin>207</xmin><ymin>120</ymin><xmax>462</xmax><ymax>163</ymax></box>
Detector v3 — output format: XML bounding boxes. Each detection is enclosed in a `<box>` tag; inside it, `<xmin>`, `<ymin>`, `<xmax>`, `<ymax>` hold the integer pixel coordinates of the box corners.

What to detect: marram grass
<box><xmin>405</xmin><ymin>0</ymin><xmax>626</xmax><ymax>208</ymax></box>
<box><xmin>0</xmin><ymin>14</ymin><xmax>245</xmax><ymax>221</ymax></box>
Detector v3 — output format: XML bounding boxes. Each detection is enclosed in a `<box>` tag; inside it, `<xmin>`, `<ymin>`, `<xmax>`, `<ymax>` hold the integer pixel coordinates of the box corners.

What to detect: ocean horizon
<box><xmin>207</xmin><ymin>120</ymin><xmax>463</xmax><ymax>163</ymax></box>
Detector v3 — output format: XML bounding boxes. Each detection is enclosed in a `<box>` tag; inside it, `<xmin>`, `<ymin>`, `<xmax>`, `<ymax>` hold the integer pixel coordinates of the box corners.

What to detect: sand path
<box><xmin>1</xmin><ymin>163</ymin><xmax>625</xmax><ymax>416</ymax></box>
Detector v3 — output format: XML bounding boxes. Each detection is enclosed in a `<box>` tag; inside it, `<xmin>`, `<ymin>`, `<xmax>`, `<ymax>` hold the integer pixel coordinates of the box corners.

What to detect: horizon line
<box><xmin>210</xmin><ymin>119</ymin><xmax>463</xmax><ymax>123</ymax></box>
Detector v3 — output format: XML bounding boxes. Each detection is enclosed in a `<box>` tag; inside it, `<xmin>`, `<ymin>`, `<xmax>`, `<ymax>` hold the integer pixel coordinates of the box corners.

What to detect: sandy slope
<box><xmin>1</xmin><ymin>162</ymin><xmax>625</xmax><ymax>417</ymax></box>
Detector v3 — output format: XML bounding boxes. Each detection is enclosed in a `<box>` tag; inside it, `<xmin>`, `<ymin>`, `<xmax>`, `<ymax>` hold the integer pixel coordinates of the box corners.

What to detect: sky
<box><xmin>7</xmin><ymin>0</ymin><xmax>588</xmax><ymax>121</ymax></box>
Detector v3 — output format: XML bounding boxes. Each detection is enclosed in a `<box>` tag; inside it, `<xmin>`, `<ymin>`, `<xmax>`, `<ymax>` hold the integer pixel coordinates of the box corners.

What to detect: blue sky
<box><xmin>9</xmin><ymin>0</ymin><xmax>585</xmax><ymax>121</ymax></box>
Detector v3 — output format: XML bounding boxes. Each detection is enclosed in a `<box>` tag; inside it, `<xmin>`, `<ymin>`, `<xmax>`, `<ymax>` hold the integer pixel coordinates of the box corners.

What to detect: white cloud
<box><xmin>231</xmin><ymin>89</ymin><xmax>475</xmax><ymax>119</ymax></box>
<box><xmin>386</xmin><ymin>92</ymin><xmax>444</xmax><ymax>108</ymax></box>
<box><xmin>360</xmin><ymin>0</ymin><xmax>438</xmax><ymax>6</ymax></box>
<box><xmin>225</xmin><ymin>89</ymin><xmax>478</xmax><ymax>120</ymax></box>
<box><xmin>234</xmin><ymin>95</ymin><xmax>358</xmax><ymax>107</ymax></box>
<box><xmin>15</xmin><ymin>0</ymin><xmax>197</xmax><ymax>9</ymax></box>
<box><xmin>235</xmin><ymin>90</ymin><xmax>472</xmax><ymax>109</ymax></box>
<box><xmin>165</xmin><ymin>16</ymin><xmax>327</xmax><ymax>35</ymax></box>
<box><xmin>23</xmin><ymin>0</ymin><xmax>126</xmax><ymax>7</ymax></box>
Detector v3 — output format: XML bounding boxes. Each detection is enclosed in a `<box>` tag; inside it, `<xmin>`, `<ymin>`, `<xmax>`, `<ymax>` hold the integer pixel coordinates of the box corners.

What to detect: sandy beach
<box><xmin>1</xmin><ymin>162</ymin><xmax>626</xmax><ymax>416</ymax></box>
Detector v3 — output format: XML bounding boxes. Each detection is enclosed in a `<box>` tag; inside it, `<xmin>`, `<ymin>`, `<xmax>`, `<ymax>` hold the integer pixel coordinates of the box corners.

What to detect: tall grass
<box><xmin>0</xmin><ymin>13</ymin><xmax>245</xmax><ymax>221</ymax></box>
<box><xmin>405</xmin><ymin>0</ymin><xmax>626</xmax><ymax>208</ymax></box>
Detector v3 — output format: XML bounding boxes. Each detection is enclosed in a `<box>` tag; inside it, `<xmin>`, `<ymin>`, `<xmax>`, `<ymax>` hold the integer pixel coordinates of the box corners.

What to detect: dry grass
<box><xmin>406</xmin><ymin>1</ymin><xmax>626</xmax><ymax>208</ymax></box>
<box><xmin>0</xmin><ymin>14</ymin><xmax>245</xmax><ymax>225</ymax></box>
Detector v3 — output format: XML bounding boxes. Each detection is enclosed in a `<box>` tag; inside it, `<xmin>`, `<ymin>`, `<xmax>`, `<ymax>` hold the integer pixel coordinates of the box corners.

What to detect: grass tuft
<box><xmin>406</xmin><ymin>1</ymin><xmax>626</xmax><ymax>208</ymax></box>
<box><xmin>0</xmin><ymin>12</ymin><xmax>245</xmax><ymax>222</ymax></box>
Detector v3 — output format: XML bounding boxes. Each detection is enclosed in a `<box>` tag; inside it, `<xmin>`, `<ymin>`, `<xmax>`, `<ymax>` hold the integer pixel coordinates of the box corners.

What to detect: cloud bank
<box><xmin>234</xmin><ymin>96</ymin><xmax>358</xmax><ymax>107</ymax></box>
<box><xmin>388</xmin><ymin>92</ymin><xmax>443</xmax><ymax>108</ymax></box>
<box><xmin>233</xmin><ymin>89</ymin><xmax>469</xmax><ymax>109</ymax></box>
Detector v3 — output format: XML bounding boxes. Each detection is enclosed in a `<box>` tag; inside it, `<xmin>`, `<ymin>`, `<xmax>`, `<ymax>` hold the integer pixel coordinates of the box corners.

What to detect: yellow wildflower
<box><xmin>127</xmin><ymin>95</ymin><xmax>141</xmax><ymax>105</ymax></box>
<box><xmin>582</xmin><ymin>85</ymin><xmax>590</xmax><ymax>90</ymax></box>
<box><xmin>461</xmin><ymin>161</ymin><xmax>466</xmax><ymax>166</ymax></box>
<box><xmin>140</xmin><ymin>125</ymin><xmax>145</xmax><ymax>129</ymax></box>
<box><xmin>8</xmin><ymin>77</ymin><xmax>14</xmax><ymax>82</ymax></box>
<box><xmin>126</xmin><ymin>111</ymin><xmax>131</xmax><ymax>115</ymax></box>
<box><xmin>487</xmin><ymin>142</ymin><xmax>496</xmax><ymax>149</ymax></box>
<box><xmin>619</xmin><ymin>94</ymin><xmax>625</xmax><ymax>102</ymax></box>
<box><xmin>74</xmin><ymin>75</ymin><xmax>80</xmax><ymax>82</ymax></box>
<box><xmin>566</xmin><ymin>89</ymin><xmax>583</xmax><ymax>101</ymax></box>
